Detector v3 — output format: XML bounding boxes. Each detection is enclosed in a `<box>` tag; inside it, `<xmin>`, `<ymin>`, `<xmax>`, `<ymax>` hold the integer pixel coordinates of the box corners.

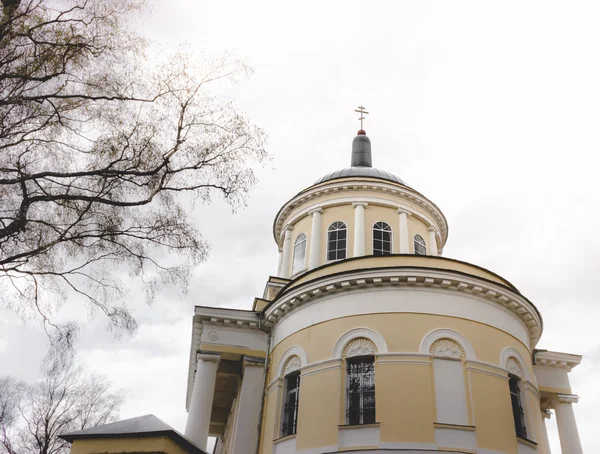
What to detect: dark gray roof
<box><xmin>315</xmin><ymin>166</ymin><xmax>406</xmax><ymax>186</ymax></box>
<box><xmin>59</xmin><ymin>414</ymin><xmax>207</xmax><ymax>454</ymax></box>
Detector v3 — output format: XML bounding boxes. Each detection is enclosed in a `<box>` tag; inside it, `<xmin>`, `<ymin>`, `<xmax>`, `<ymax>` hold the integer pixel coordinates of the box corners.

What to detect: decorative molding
<box><xmin>196</xmin><ymin>352</ymin><xmax>221</xmax><ymax>363</ymax></box>
<box><xmin>556</xmin><ymin>393</ymin><xmax>579</xmax><ymax>404</ymax></box>
<box><xmin>507</xmin><ymin>357</ymin><xmax>523</xmax><ymax>377</ymax></box>
<box><xmin>534</xmin><ymin>350</ymin><xmax>582</xmax><ymax>371</ymax></box>
<box><xmin>420</xmin><ymin>329</ymin><xmax>476</xmax><ymax>360</ymax></box>
<box><xmin>283</xmin><ymin>356</ymin><xmax>302</xmax><ymax>375</ymax></box>
<box><xmin>499</xmin><ymin>347</ymin><xmax>530</xmax><ymax>381</ymax></box>
<box><xmin>332</xmin><ymin>327</ymin><xmax>388</xmax><ymax>358</ymax></box>
<box><xmin>263</xmin><ymin>267</ymin><xmax>542</xmax><ymax>347</ymax></box>
<box><xmin>343</xmin><ymin>338</ymin><xmax>377</xmax><ymax>358</ymax></box>
<box><xmin>273</xmin><ymin>179</ymin><xmax>448</xmax><ymax>245</ymax></box>
<box><xmin>430</xmin><ymin>338</ymin><xmax>465</xmax><ymax>359</ymax></box>
<box><xmin>276</xmin><ymin>345</ymin><xmax>308</xmax><ymax>378</ymax></box>
<box><xmin>207</xmin><ymin>330</ymin><xmax>219</xmax><ymax>341</ymax></box>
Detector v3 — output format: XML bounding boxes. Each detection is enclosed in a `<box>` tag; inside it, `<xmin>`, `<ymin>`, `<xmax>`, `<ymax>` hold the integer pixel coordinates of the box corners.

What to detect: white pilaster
<box><xmin>276</xmin><ymin>249</ymin><xmax>283</xmax><ymax>276</ymax></box>
<box><xmin>280</xmin><ymin>227</ymin><xmax>293</xmax><ymax>278</ymax></box>
<box><xmin>352</xmin><ymin>202</ymin><xmax>367</xmax><ymax>257</ymax></box>
<box><xmin>537</xmin><ymin>410</ymin><xmax>552</xmax><ymax>454</ymax></box>
<box><xmin>555</xmin><ymin>394</ymin><xmax>583</xmax><ymax>454</ymax></box>
<box><xmin>398</xmin><ymin>210</ymin><xmax>410</xmax><ymax>253</ymax></box>
<box><xmin>428</xmin><ymin>226</ymin><xmax>438</xmax><ymax>256</ymax></box>
<box><xmin>230</xmin><ymin>358</ymin><xmax>266</xmax><ymax>454</ymax></box>
<box><xmin>308</xmin><ymin>208</ymin><xmax>323</xmax><ymax>269</ymax></box>
<box><xmin>185</xmin><ymin>353</ymin><xmax>220</xmax><ymax>451</ymax></box>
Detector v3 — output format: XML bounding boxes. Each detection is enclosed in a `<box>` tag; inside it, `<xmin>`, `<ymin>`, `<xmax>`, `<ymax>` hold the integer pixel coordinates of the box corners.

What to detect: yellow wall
<box><xmin>319</xmin><ymin>205</ymin><xmax>355</xmax><ymax>263</ymax></box>
<box><xmin>470</xmin><ymin>371</ymin><xmax>517</xmax><ymax>453</ymax></box>
<box><xmin>376</xmin><ymin>361</ymin><xmax>435</xmax><ymax>443</ymax></box>
<box><xmin>70</xmin><ymin>436</ymin><xmax>188</xmax><ymax>454</ymax></box>
<box><xmin>277</xmin><ymin>189</ymin><xmax>444</xmax><ymax>271</ymax></box>
<box><xmin>295</xmin><ymin>367</ymin><xmax>341</xmax><ymax>450</ymax></box>
<box><xmin>268</xmin><ymin>313</ymin><xmax>531</xmax><ymax>383</ymax></box>
<box><xmin>364</xmin><ymin>205</ymin><xmax>399</xmax><ymax>254</ymax></box>
<box><xmin>260</xmin><ymin>312</ymin><xmax>534</xmax><ymax>454</ymax></box>
<box><xmin>409</xmin><ymin>216</ymin><xmax>432</xmax><ymax>254</ymax></box>
<box><xmin>286</xmin><ymin>255</ymin><xmax>514</xmax><ymax>291</ymax></box>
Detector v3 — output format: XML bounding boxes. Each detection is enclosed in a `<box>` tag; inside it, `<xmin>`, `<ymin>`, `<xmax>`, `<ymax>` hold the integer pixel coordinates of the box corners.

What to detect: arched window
<box><xmin>414</xmin><ymin>234</ymin><xmax>426</xmax><ymax>255</ymax></box>
<box><xmin>327</xmin><ymin>222</ymin><xmax>347</xmax><ymax>261</ymax></box>
<box><xmin>429</xmin><ymin>338</ymin><xmax>469</xmax><ymax>425</ymax></box>
<box><xmin>372</xmin><ymin>222</ymin><xmax>392</xmax><ymax>255</ymax></box>
<box><xmin>292</xmin><ymin>233</ymin><xmax>307</xmax><ymax>274</ymax></box>
<box><xmin>280</xmin><ymin>355</ymin><xmax>302</xmax><ymax>437</ymax></box>
<box><xmin>343</xmin><ymin>338</ymin><xmax>377</xmax><ymax>425</ymax></box>
<box><xmin>506</xmin><ymin>358</ymin><xmax>528</xmax><ymax>439</ymax></box>
<box><xmin>282</xmin><ymin>371</ymin><xmax>301</xmax><ymax>436</ymax></box>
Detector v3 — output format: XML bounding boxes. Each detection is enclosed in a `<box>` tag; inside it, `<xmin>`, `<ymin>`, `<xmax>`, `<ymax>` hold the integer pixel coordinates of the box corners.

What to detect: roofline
<box><xmin>59</xmin><ymin>430</ymin><xmax>208</xmax><ymax>454</ymax></box>
<box><xmin>260</xmin><ymin>254</ymin><xmax>542</xmax><ymax>326</ymax></box>
<box><xmin>272</xmin><ymin>175</ymin><xmax>449</xmax><ymax>244</ymax></box>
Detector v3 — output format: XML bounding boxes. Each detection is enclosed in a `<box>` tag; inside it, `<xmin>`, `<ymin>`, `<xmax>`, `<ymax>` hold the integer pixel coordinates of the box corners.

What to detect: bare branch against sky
<box><xmin>1</xmin><ymin>1</ymin><xmax>599</xmax><ymax>452</ymax></box>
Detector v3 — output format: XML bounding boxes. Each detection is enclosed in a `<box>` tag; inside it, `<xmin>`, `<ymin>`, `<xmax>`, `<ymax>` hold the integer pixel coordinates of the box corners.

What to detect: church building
<box><xmin>183</xmin><ymin>118</ymin><xmax>583</xmax><ymax>454</ymax></box>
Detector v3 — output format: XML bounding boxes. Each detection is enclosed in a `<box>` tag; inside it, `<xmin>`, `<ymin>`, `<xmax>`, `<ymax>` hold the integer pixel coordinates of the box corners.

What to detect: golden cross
<box><xmin>354</xmin><ymin>105</ymin><xmax>369</xmax><ymax>129</ymax></box>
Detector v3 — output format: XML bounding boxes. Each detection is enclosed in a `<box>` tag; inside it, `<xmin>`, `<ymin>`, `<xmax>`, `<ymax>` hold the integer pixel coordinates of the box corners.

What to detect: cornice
<box><xmin>534</xmin><ymin>350</ymin><xmax>582</xmax><ymax>371</ymax></box>
<box><xmin>272</xmin><ymin>179</ymin><xmax>448</xmax><ymax>246</ymax></box>
<box><xmin>262</xmin><ymin>267</ymin><xmax>543</xmax><ymax>346</ymax></box>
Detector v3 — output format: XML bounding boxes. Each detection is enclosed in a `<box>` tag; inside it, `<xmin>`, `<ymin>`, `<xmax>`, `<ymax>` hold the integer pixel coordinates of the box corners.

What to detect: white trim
<box><xmin>414</xmin><ymin>233</ymin><xmax>427</xmax><ymax>255</ymax></box>
<box><xmin>500</xmin><ymin>347</ymin><xmax>530</xmax><ymax>381</ymax></box>
<box><xmin>327</xmin><ymin>221</ymin><xmax>348</xmax><ymax>261</ymax></box>
<box><xmin>332</xmin><ymin>327</ymin><xmax>388</xmax><ymax>358</ymax></box>
<box><xmin>273</xmin><ymin>179</ymin><xmax>448</xmax><ymax>245</ymax></box>
<box><xmin>273</xmin><ymin>435</ymin><xmax>296</xmax><ymax>454</ymax></box>
<box><xmin>276</xmin><ymin>346</ymin><xmax>308</xmax><ymax>378</ymax></box>
<box><xmin>291</xmin><ymin>233</ymin><xmax>308</xmax><ymax>275</ymax></box>
<box><xmin>420</xmin><ymin>329</ymin><xmax>476</xmax><ymax>360</ymax></box>
<box><xmin>338</xmin><ymin>424</ymin><xmax>380</xmax><ymax>449</ymax></box>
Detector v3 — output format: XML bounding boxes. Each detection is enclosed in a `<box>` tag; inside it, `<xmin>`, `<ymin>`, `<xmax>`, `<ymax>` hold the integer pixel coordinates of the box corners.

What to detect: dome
<box><xmin>314</xmin><ymin>130</ymin><xmax>407</xmax><ymax>186</ymax></box>
<box><xmin>314</xmin><ymin>167</ymin><xmax>406</xmax><ymax>185</ymax></box>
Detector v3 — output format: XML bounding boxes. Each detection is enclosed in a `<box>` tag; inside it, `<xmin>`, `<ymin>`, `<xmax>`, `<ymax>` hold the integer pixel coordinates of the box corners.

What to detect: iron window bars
<box><xmin>509</xmin><ymin>375</ymin><xmax>527</xmax><ymax>439</ymax></box>
<box><xmin>346</xmin><ymin>356</ymin><xmax>376</xmax><ymax>425</ymax></box>
<box><xmin>282</xmin><ymin>372</ymin><xmax>300</xmax><ymax>437</ymax></box>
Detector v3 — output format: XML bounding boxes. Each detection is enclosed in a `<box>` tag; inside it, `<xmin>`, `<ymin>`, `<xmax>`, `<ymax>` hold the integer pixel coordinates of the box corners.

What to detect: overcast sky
<box><xmin>2</xmin><ymin>1</ymin><xmax>599</xmax><ymax>452</ymax></box>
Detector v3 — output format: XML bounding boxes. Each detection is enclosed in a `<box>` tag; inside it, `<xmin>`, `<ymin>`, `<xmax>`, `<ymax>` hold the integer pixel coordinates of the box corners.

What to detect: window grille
<box><xmin>414</xmin><ymin>234</ymin><xmax>426</xmax><ymax>255</ymax></box>
<box><xmin>292</xmin><ymin>233</ymin><xmax>307</xmax><ymax>274</ymax></box>
<box><xmin>327</xmin><ymin>222</ymin><xmax>347</xmax><ymax>261</ymax></box>
<box><xmin>346</xmin><ymin>356</ymin><xmax>375</xmax><ymax>425</ymax></box>
<box><xmin>509</xmin><ymin>375</ymin><xmax>527</xmax><ymax>439</ymax></box>
<box><xmin>373</xmin><ymin>222</ymin><xmax>392</xmax><ymax>255</ymax></box>
<box><xmin>282</xmin><ymin>372</ymin><xmax>300</xmax><ymax>437</ymax></box>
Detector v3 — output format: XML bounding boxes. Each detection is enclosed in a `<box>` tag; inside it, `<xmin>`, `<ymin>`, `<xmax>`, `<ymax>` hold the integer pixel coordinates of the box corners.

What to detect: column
<box><xmin>185</xmin><ymin>353</ymin><xmax>220</xmax><ymax>451</ymax></box>
<box><xmin>555</xmin><ymin>394</ymin><xmax>583</xmax><ymax>454</ymax></box>
<box><xmin>280</xmin><ymin>227</ymin><xmax>293</xmax><ymax>278</ymax></box>
<box><xmin>276</xmin><ymin>249</ymin><xmax>283</xmax><ymax>276</ymax></box>
<box><xmin>428</xmin><ymin>226</ymin><xmax>438</xmax><ymax>256</ymax></box>
<box><xmin>230</xmin><ymin>357</ymin><xmax>266</xmax><ymax>454</ymax></box>
<box><xmin>308</xmin><ymin>208</ymin><xmax>323</xmax><ymax>269</ymax></box>
<box><xmin>352</xmin><ymin>202</ymin><xmax>367</xmax><ymax>257</ymax></box>
<box><xmin>537</xmin><ymin>409</ymin><xmax>552</xmax><ymax>454</ymax></box>
<box><xmin>398</xmin><ymin>210</ymin><xmax>410</xmax><ymax>253</ymax></box>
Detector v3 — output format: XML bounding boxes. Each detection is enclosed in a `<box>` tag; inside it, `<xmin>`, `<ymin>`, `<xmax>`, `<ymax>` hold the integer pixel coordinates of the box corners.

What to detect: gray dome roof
<box><xmin>313</xmin><ymin>130</ymin><xmax>407</xmax><ymax>186</ymax></box>
<box><xmin>315</xmin><ymin>167</ymin><xmax>406</xmax><ymax>185</ymax></box>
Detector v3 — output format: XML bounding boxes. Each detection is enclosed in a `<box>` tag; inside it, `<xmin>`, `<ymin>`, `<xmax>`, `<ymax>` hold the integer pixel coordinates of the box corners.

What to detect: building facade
<box><xmin>183</xmin><ymin>130</ymin><xmax>583</xmax><ymax>454</ymax></box>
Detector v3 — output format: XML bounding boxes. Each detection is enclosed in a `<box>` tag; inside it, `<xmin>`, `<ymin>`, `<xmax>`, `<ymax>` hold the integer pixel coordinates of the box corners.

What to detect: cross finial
<box><xmin>354</xmin><ymin>105</ymin><xmax>369</xmax><ymax>130</ymax></box>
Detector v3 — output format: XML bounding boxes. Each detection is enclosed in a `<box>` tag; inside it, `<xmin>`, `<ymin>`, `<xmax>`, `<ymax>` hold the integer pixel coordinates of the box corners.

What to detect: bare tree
<box><xmin>0</xmin><ymin>360</ymin><xmax>125</xmax><ymax>454</ymax></box>
<box><xmin>0</xmin><ymin>0</ymin><xmax>268</xmax><ymax>349</ymax></box>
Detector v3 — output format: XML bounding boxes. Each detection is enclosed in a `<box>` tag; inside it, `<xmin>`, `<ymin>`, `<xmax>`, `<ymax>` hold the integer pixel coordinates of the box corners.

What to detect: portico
<box><xmin>534</xmin><ymin>350</ymin><xmax>583</xmax><ymax>454</ymax></box>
